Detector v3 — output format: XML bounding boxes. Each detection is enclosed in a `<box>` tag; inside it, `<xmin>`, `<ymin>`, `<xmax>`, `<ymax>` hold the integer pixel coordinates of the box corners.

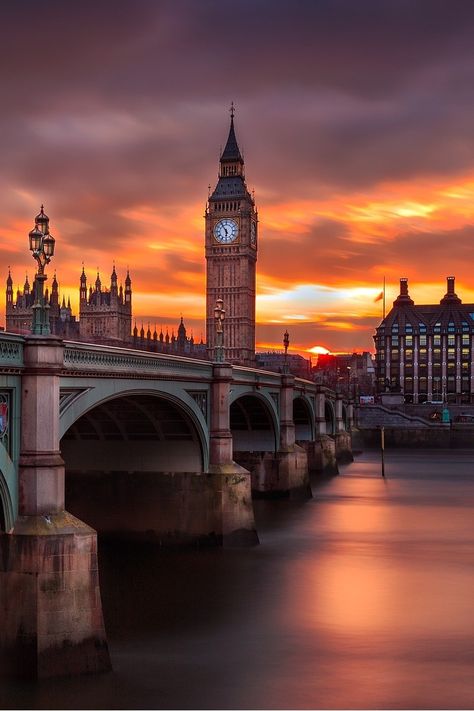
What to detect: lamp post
<box><xmin>28</xmin><ymin>205</ymin><xmax>55</xmax><ymax>335</ymax></box>
<box><xmin>283</xmin><ymin>330</ymin><xmax>289</xmax><ymax>374</ymax></box>
<box><xmin>214</xmin><ymin>298</ymin><xmax>225</xmax><ymax>362</ymax></box>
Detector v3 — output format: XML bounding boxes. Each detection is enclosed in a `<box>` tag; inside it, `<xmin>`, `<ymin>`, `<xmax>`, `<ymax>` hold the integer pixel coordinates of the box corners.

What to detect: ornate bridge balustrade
<box><xmin>0</xmin><ymin>334</ymin><xmax>352</xmax><ymax>679</ymax></box>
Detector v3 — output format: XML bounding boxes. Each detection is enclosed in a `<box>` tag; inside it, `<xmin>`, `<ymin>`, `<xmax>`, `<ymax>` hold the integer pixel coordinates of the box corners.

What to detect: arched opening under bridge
<box><xmin>293</xmin><ymin>397</ymin><xmax>314</xmax><ymax>441</ymax></box>
<box><xmin>230</xmin><ymin>395</ymin><xmax>277</xmax><ymax>454</ymax></box>
<box><xmin>325</xmin><ymin>401</ymin><xmax>336</xmax><ymax>436</ymax></box>
<box><xmin>61</xmin><ymin>393</ymin><xmax>209</xmax><ymax>543</ymax></box>
<box><xmin>230</xmin><ymin>394</ymin><xmax>279</xmax><ymax>495</ymax></box>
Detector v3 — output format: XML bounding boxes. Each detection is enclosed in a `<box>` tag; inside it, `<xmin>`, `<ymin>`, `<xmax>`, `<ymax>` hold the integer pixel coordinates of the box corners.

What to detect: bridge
<box><xmin>0</xmin><ymin>333</ymin><xmax>352</xmax><ymax>678</ymax></box>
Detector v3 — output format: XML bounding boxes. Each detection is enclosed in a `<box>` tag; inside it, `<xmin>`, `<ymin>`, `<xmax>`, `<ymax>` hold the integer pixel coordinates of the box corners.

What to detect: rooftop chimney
<box><xmin>440</xmin><ymin>276</ymin><xmax>461</xmax><ymax>304</ymax></box>
<box><xmin>393</xmin><ymin>277</ymin><xmax>414</xmax><ymax>306</ymax></box>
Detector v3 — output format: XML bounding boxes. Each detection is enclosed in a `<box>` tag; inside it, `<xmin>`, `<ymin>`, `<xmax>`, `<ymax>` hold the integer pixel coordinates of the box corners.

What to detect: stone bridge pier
<box><xmin>0</xmin><ymin>336</ymin><xmax>110</xmax><ymax>679</ymax></box>
<box><xmin>209</xmin><ymin>364</ymin><xmax>258</xmax><ymax>545</ymax></box>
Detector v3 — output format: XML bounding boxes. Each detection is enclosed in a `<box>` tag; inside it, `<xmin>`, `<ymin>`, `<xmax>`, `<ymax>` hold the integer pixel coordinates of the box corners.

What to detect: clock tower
<box><xmin>205</xmin><ymin>107</ymin><xmax>257</xmax><ymax>366</ymax></box>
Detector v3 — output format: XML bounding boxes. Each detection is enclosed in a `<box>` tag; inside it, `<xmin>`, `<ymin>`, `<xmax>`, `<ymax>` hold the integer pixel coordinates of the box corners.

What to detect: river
<box><xmin>2</xmin><ymin>449</ymin><xmax>474</xmax><ymax>709</ymax></box>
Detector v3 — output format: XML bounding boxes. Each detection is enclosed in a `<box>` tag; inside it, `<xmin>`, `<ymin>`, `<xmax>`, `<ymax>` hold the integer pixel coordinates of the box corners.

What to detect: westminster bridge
<box><xmin>0</xmin><ymin>333</ymin><xmax>352</xmax><ymax>678</ymax></box>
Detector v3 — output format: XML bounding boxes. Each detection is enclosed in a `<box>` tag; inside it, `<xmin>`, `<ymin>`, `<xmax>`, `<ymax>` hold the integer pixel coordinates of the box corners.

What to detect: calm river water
<box><xmin>2</xmin><ymin>449</ymin><xmax>474</xmax><ymax>710</ymax></box>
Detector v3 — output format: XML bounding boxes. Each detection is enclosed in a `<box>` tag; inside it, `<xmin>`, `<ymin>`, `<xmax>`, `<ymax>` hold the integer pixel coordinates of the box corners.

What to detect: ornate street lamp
<box><xmin>28</xmin><ymin>205</ymin><xmax>56</xmax><ymax>335</ymax></box>
<box><xmin>283</xmin><ymin>330</ymin><xmax>290</xmax><ymax>373</ymax></box>
<box><xmin>214</xmin><ymin>298</ymin><xmax>225</xmax><ymax>362</ymax></box>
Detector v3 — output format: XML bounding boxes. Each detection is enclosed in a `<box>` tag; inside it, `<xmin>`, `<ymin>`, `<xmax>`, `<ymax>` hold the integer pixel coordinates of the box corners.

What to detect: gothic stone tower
<box><xmin>79</xmin><ymin>266</ymin><xmax>132</xmax><ymax>343</ymax></box>
<box><xmin>205</xmin><ymin>109</ymin><xmax>257</xmax><ymax>366</ymax></box>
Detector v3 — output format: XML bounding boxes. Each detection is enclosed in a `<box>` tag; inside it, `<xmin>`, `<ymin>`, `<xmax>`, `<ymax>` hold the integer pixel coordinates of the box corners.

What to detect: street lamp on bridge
<box><xmin>28</xmin><ymin>205</ymin><xmax>56</xmax><ymax>335</ymax></box>
<box><xmin>214</xmin><ymin>298</ymin><xmax>225</xmax><ymax>363</ymax></box>
<box><xmin>283</xmin><ymin>330</ymin><xmax>290</xmax><ymax>373</ymax></box>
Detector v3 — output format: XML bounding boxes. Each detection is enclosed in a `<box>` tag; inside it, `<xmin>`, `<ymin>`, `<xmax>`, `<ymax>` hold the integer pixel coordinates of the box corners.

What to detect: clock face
<box><xmin>250</xmin><ymin>221</ymin><xmax>257</xmax><ymax>247</ymax></box>
<box><xmin>214</xmin><ymin>218</ymin><xmax>239</xmax><ymax>244</ymax></box>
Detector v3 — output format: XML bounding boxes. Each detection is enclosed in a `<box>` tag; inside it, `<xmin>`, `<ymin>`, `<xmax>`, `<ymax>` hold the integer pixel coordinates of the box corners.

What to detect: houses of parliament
<box><xmin>4</xmin><ymin>110</ymin><xmax>255</xmax><ymax>364</ymax></box>
<box><xmin>6</xmin><ymin>221</ymin><xmax>203</xmax><ymax>357</ymax></box>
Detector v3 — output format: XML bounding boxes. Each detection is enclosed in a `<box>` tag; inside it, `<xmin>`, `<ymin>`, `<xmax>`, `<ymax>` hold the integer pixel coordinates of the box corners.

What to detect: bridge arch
<box><xmin>325</xmin><ymin>400</ymin><xmax>336</xmax><ymax>436</ymax></box>
<box><xmin>61</xmin><ymin>392</ymin><xmax>206</xmax><ymax>474</ymax></box>
<box><xmin>293</xmin><ymin>395</ymin><xmax>315</xmax><ymax>441</ymax></box>
<box><xmin>60</xmin><ymin>382</ymin><xmax>209</xmax><ymax>470</ymax></box>
<box><xmin>229</xmin><ymin>392</ymin><xmax>278</xmax><ymax>454</ymax></box>
<box><xmin>60</xmin><ymin>390</ymin><xmax>209</xmax><ymax>541</ymax></box>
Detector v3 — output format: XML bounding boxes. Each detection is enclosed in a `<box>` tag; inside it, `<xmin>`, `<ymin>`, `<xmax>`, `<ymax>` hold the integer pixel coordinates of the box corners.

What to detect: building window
<box><xmin>448</xmin><ymin>335</ymin><xmax>455</xmax><ymax>346</ymax></box>
<box><xmin>434</xmin><ymin>322</ymin><xmax>441</xmax><ymax>333</ymax></box>
<box><xmin>405</xmin><ymin>323</ymin><xmax>413</xmax><ymax>333</ymax></box>
<box><xmin>405</xmin><ymin>349</ymin><xmax>413</xmax><ymax>361</ymax></box>
<box><xmin>447</xmin><ymin>348</ymin><xmax>455</xmax><ymax>360</ymax></box>
<box><xmin>462</xmin><ymin>348</ymin><xmax>470</xmax><ymax>359</ymax></box>
<box><xmin>419</xmin><ymin>323</ymin><xmax>427</xmax><ymax>333</ymax></box>
<box><xmin>448</xmin><ymin>322</ymin><xmax>455</xmax><ymax>333</ymax></box>
<box><xmin>419</xmin><ymin>334</ymin><xmax>427</xmax><ymax>346</ymax></box>
<box><xmin>462</xmin><ymin>335</ymin><xmax>470</xmax><ymax>346</ymax></box>
<box><xmin>405</xmin><ymin>335</ymin><xmax>413</xmax><ymax>347</ymax></box>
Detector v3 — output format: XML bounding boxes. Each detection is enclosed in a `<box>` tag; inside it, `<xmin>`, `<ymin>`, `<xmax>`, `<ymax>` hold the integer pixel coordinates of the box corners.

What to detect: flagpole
<box><xmin>383</xmin><ymin>276</ymin><xmax>386</xmax><ymax>320</ymax></box>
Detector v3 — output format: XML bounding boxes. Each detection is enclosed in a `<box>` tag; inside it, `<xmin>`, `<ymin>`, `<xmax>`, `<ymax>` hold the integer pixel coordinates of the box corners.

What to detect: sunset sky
<box><xmin>2</xmin><ymin>0</ymin><xmax>474</xmax><ymax>356</ymax></box>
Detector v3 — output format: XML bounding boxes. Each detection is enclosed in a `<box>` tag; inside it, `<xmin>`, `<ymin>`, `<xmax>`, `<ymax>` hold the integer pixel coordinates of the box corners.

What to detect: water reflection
<box><xmin>1</xmin><ymin>449</ymin><xmax>474</xmax><ymax>710</ymax></box>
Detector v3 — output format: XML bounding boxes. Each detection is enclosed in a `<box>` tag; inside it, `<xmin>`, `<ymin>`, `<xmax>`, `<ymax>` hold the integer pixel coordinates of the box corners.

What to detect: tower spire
<box><xmin>221</xmin><ymin>105</ymin><xmax>243</xmax><ymax>163</ymax></box>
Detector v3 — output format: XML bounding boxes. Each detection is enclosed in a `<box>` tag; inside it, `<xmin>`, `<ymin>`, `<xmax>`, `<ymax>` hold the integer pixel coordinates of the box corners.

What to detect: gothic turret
<box><xmin>124</xmin><ymin>269</ymin><xmax>132</xmax><ymax>305</ymax></box>
<box><xmin>80</xmin><ymin>266</ymin><xmax>87</xmax><ymax>304</ymax></box>
<box><xmin>177</xmin><ymin>316</ymin><xmax>186</xmax><ymax>350</ymax></box>
<box><xmin>6</xmin><ymin>269</ymin><xmax>13</xmax><ymax>307</ymax></box>
<box><xmin>110</xmin><ymin>264</ymin><xmax>118</xmax><ymax>297</ymax></box>
<box><xmin>50</xmin><ymin>272</ymin><xmax>59</xmax><ymax>307</ymax></box>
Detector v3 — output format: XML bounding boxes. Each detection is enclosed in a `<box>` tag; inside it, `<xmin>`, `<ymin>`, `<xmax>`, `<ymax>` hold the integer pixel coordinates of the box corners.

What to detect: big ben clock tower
<box><xmin>205</xmin><ymin>106</ymin><xmax>257</xmax><ymax>366</ymax></box>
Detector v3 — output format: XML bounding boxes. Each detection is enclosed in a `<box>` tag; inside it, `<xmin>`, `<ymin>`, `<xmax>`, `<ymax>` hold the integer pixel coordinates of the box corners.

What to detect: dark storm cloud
<box><xmin>3</xmin><ymin>0</ymin><xmax>474</xmax><ymax>204</ymax></box>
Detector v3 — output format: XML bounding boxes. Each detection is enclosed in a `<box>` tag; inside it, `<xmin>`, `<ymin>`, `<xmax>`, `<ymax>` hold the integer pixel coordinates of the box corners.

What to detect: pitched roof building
<box><xmin>374</xmin><ymin>277</ymin><xmax>474</xmax><ymax>403</ymax></box>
